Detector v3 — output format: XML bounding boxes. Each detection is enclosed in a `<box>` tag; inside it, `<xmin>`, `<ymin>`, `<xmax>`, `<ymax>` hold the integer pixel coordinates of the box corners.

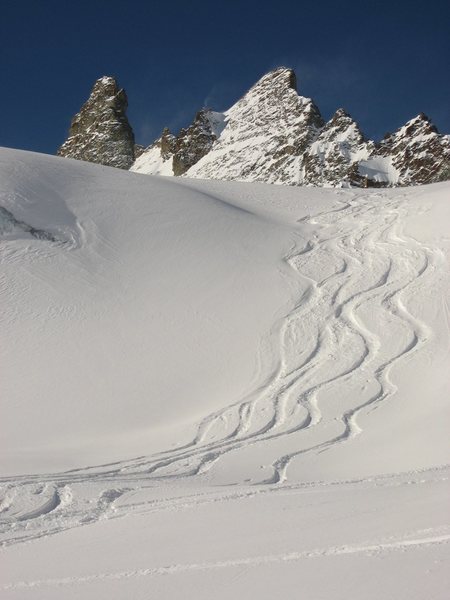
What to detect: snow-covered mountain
<box><xmin>1</xmin><ymin>146</ymin><xmax>449</xmax><ymax>598</ymax></box>
<box><xmin>360</xmin><ymin>113</ymin><xmax>450</xmax><ymax>185</ymax></box>
<box><xmin>129</xmin><ymin>67</ymin><xmax>450</xmax><ymax>186</ymax></box>
<box><xmin>185</xmin><ymin>68</ymin><xmax>324</xmax><ymax>184</ymax></box>
<box><xmin>58</xmin><ymin>69</ymin><xmax>449</xmax><ymax>186</ymax></box>
<box><xmin>303</xmin><ymin>108</ymin><xmax>373</xmax><ymax>186</ymax></box>
<box><xmin>131</xmin><ymin>109</ymin><xmax>225</xmax><ymax>176</ymax></box>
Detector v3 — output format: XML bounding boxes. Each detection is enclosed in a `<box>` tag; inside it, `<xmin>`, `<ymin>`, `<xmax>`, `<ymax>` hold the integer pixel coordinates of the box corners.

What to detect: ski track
<box><xmin>3</xmin><ymin>529</ymin><xmax>450</xmax><ymax>591</ymax></box>
<box><xmin>0</xmin><ymin>188</ymin><xmax>446</xmax><ymax>547</ymax></box>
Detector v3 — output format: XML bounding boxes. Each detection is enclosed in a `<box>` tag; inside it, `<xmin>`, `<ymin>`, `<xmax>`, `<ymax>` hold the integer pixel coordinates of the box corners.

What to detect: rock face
<box><xmin>303</xmin><ymin>109</ymin><xmax>373</xmax><ymax>186</ymax></box>
<box><xmin>188</xmin><ymin>68</ymin><xmax>324</xmax><ymax>184</ymax></box>
<box><xmin>131</xmin><ymin>110</ymin><xmax>224</xmax><ymax>176</ymax></box>
<box><xmin>131</xmin><ymin>128</ymin><xmax>176</xmax><ymax>176</ymax></box>
<box><xmin>58</xmin><ymin>76</ymin><xmax>135</xmax><ymax>169</ymax></box>
<box><xmin>133</xmin><ymin>68</ymin><xmax>326</xmax><ymax>183</ymax></box>
<box><xmin>132</xmin><ymin>67</ymin><xmax>450</xmax><ymax>187</ymax></box>
<box><xmin>61</xmin><ymin>69</ymin><xmax>449</xmax><ymax>187</ymax></box>
<box><xmin>172</xmin><ymin>109</ymin><xmax>225</xmax><ymax>176</ymax></box>
<box><xmin>360</xmin><ymin>114</ymin><xmax>450</xmax><ymax>185</ymax></box>
<box><xmin>134</xmin><ymin>144</ymin><xmax>146</xmax><ymax>159</ymax></box>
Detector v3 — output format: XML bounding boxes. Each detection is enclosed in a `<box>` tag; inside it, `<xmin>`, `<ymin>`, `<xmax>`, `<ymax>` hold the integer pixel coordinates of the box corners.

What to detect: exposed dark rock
<box><xmin>160</xmin><ymin>128</ymin><xmax>176</xmax><ymax>160</ymax></box>
<box><xmin>128</xmin><ymin>67</ymin><xmax>450</xmax><ymax>187</ymax></box>
<box><xmin>134</xmin><ymin>144</ymin><xmax>145</xmax><ymax>159</ymax></box>
<box><xmin>172</xmin><ymin>109</ymin><xmax>224</xmax><ymax>176</ymax></box>
<box><xmin>371</xmin><ymin>113</ymin><xmax>450</xmax><ymax>185</ymax></box>
<box><xmin>58</xmin><ymin>76</ymin><xmax>135</xmax><ymax>169</ymax></box>
<box><xmin>0</xmin><ymin>206</ymin><xmax>58</xmax><ymax>242</ymax></box>
<box><xmin>185</xmin><ymin>67</ymin><xmax>324</xmax><ymax>184</ymax></box>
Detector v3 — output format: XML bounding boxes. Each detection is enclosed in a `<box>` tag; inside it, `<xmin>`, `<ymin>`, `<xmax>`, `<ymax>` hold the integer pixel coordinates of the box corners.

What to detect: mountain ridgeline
<box><xmin>58</xmin><ymin>68</ymin><xmax>450</xmax><ymax>187</ymax></box>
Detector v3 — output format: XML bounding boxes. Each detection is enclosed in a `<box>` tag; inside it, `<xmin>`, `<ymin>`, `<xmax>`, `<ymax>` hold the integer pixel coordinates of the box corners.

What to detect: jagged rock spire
<box><xmin>58</xmin><ymin>76</ymin><xmax>135</xmax><ymax>169</ymax></box>
<box><xmin>172</xmin><ymin>109</ymin><xmax>225</xmax><ymax>176</ymax></box>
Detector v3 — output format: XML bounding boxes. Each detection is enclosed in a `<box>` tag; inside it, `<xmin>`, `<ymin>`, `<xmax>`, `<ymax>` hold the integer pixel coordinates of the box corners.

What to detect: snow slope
<box><xmin>131</xmin><ymin>141</ymin><xmax>174</xmax><ymax>175</ymax></box>
<box><xmin>1</xmin><ymin>147</ymin><xmax>449</xmax><ymax>599</ymax></box>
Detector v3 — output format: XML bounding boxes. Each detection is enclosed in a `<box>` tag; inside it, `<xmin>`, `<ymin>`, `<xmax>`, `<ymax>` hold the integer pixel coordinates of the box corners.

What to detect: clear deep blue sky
<box><xmin>1</xmin><ymin>0</ymin><xmax>449</xmax><ymax>155</ymax></box>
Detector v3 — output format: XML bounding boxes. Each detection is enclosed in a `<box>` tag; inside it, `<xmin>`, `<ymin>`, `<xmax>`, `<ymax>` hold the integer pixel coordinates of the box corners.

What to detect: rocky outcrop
<box><xmin>368</xmin><ymin>114</ymin><xmax>450</xmax><ymax>185</ymax></box>
<box><xmin>60</xmin><ymin>70</ymin><xmax>448</xmax><ymax>187</ymax></box>
<box><xmin>187</xmin><ymin>68</ymin><xmax>324</xmax><ymax>184</ymax></box>
<box><xmin>132</xmin><ymin>68</ymin><xmax>325</xmax><ymax>183</ymax></box>
<box><xmin>172</xmin><ymin>109</ymin><xmax>225</xmax><ymax>176</ymax></box>
<box><xmin>131</xmin><ymin>111</ymin><xmax>224</xmax><ymax>176</ymax></box>
<box><xmin>130</xmin><ymin>67</ymin><xmax>449</xmax><ymax>187</ymax></box>
<box><xmin>134</xmin><ymin>144</ymin><xmax>146</xmax><ymax>159</ymax></box>
<box><xmin>303</xmin><ymin>109</ymin><xmax>373</xmax><ymax>186</ymax></box>
<box><xmin>58</xmin><ymin>76</ymin><xmax>135</xmax><ymax>169</ymax></box>
<box><xmin>159</xmin><ymin>128</ymin><xmax>176</xmax><ymax>160</ymax></box>
<box><xmin>131</xmin><ymin>128</ymin><xmax>176</xmax><ymax>175</ymax></box>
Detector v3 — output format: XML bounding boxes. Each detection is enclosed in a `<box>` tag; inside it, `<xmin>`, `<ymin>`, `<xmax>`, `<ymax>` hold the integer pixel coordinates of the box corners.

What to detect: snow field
<box><xmin>1</xmin><ymin>148</ymin><xmax>449</xmax><ymax>598</ymax></box>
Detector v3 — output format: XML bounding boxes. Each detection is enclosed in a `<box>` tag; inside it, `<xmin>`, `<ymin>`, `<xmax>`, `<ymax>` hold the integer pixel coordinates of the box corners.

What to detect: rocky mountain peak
<box><xmin>303</xmin><ymin>108</ymin><xmax>372</xmax><ymax>186</ymax></box>
<box><xmin>323</xmin><ymin>109</ymin><xmax>366</xmax><ymax>141</ymax></box>
<box><xmin>330</xmin><ymin>108</ymin><xmax>353</xmax><ymax>123</ymax></box>
<box><xmin>405</xmin><ymin>112</ymin><xmax>438</xmax><ymax>134</ymax></box>
<box><xmin>172</xmin><ymin>109</ymin><xmax>225</xmax><ymax>176</ymax></box>
<box><xmin>160</xmin><ymin>128</ymin><xmax>176</xmax><ymax>160</ymax></box>
<box><xmin>248</xmin><ymin>67</ymin><xmax>298</xmax><ymax>94</ymax></box>
<box><xmin>381</xmin><ymin>113</ymin><xmax>438</xmax><ymax>149</ymax></box>
<box><xmin>58</xmin><ymin>69</ymin><xmax>449</xmax><ymax>188</ymax></box>
<box><xmin>58</xmin><ymin>76</ymin><xmax>135</xmax><ymax>169</ymax></box>
<box><xmin>359</xmin><ymin>113</ymin><xmax>450</xmax><ymax>186</ymax></box>
<box><xmin>91</xmin><ymin>75</ymin><xmax>120</xmax><ymax>96</ymax></box>
<box><xmin>185</xmin><ymin>67</ymin><xmax>324</xmax><ymax>184</ymax></box>
<box><xmin>226</xmin><ymin>67</ymin><xmax>317</xmax><ymax>122</ymax></box>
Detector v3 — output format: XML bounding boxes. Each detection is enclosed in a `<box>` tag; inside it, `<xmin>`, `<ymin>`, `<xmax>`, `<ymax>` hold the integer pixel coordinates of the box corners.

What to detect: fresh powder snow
<box><xmin>1</xmin><ymin>147</ymin><xmax>449</xmax><ymax>599</ymax></box>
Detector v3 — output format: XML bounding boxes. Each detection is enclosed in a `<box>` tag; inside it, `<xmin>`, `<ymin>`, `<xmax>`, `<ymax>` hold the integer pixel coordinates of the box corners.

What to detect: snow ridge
<box><xmin>131</xmin><ymin>68</ymin><xmax>450</xmax><ymax>187</ymax></box>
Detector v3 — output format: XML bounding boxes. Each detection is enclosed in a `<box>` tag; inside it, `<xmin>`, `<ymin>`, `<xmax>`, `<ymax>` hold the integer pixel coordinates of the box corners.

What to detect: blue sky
<box><xmin>1</xmin><ymin>0</ymin><xmax>449</xmax><ymax>154</ymax></box>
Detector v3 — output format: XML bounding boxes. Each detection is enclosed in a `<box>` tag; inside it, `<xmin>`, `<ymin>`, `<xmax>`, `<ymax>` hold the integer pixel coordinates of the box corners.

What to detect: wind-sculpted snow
<box><xmin>1</xmin><ymin>147</ymin><xmax>449</xmax><ymax>599</ymax></box>
<box><xmin>0</xmin><ymin>207</ymin><xmax>59</xmax><ymax>242</ymax></box>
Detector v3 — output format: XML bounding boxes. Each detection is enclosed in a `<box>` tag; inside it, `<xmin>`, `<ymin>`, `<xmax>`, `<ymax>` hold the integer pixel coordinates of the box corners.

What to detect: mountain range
<box><xmin>58</xmin><ymin>67</ymin><xmax>450</xmax><ymax>187</ymax></box>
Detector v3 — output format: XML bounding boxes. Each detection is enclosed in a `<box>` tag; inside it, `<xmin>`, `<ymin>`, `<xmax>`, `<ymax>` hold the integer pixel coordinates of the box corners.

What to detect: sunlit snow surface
<box><xmin>1</xmin><ymin>148</ymin><xmax>449</xmax><ymax>599</ymax></box>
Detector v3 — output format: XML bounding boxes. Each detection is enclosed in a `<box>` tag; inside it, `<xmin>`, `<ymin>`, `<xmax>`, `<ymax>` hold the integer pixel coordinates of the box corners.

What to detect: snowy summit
<box><xmin>58</xmin><ymin>66</ymin><xmax>449</xmax><ymax>187</ymax></box>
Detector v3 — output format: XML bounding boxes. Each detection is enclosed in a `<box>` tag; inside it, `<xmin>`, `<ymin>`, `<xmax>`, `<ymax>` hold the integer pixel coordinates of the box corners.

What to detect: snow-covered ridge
<box><xmin>58</xmin><ymin>68</ymin><xmax>449</xmax><ymax>187</ymax></box>
<box><xmin>185</xmin><ymin>67</ymin><xmax>324</xmax><ymax>185</ymax></box>
<box><xmin>303</xmin><ymin>108</ymin><xmax>373</xmax><ymax>186</ymax></box>
<box><xmin>130</xmin><ymin>67</ymin><xmax>450</xmax><ymax>187</ymax></box>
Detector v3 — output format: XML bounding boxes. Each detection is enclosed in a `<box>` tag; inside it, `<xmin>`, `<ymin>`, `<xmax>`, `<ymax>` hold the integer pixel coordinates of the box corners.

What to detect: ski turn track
<box><xmin>4</xmin><ymin>529</ymin><xmax>450</xmax><ymax>591</ymax></box>
<box><xmin>0</xmin><ymin>189</ymin><xmax>447</xmax><ymax>549</ymax></box>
